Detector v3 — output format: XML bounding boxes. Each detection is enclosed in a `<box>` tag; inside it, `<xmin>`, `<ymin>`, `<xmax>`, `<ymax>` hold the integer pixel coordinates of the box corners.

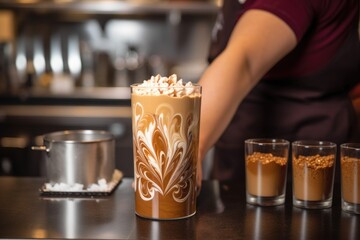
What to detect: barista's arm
<box><xmin>198</xmin><ymin>9</ymin><xmax>297</xmax><ymax>163</ymax></box>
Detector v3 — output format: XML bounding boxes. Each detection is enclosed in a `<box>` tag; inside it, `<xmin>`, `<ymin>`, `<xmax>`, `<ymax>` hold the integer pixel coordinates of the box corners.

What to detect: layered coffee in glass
<box><xmin>245</xmin><ymin>138</ymin><xmax>289</xmax><ymax>206</ymax></box>
<box><xmin>292</xmin><ymin>140</ymin><xmax>336</xmax><ymax>209</ymax></box>
<box><xmin>341</xmin><ymin>143</ymin><xmax>360</xmax><ymax>214</ymax></box>
<box><xmin>131</xmin><ymin>74</ymin><xmax>201</xmax><ymax>220</ymax></box>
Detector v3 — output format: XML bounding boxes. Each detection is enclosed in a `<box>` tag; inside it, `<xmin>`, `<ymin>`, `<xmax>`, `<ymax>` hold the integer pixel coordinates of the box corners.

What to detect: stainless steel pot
<box><xmin>32</xmin><ymin>130</ymin><xmax>115</xmax><ymax>187</ymax></box>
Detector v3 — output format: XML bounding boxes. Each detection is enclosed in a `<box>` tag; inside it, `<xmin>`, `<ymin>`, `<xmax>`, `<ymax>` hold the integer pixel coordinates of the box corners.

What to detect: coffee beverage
<box><xmin>292</xmin><ymin>141</ymin><xmax>336</xmax><ymax>209</ymax></box>
<box><xmin>246</xmin><ymin>152</ymin><xmax>287</xmax><ymax>197</ymax></box>
<box><xmin>340</xmin><ymin>143</ymin><xmax>360</xmax><ymax>214</ymax></box>
<box><xmin>293</xmin><ymin>154</ymin><xmax>335</xmax><ymax>201</ymax></box>
<box><xmin>131</xmin><ymin>74</ymin><xmax>201</xmax><ymax>219</ymax></box>
<box><xmin>245</xmin><ymin>139</ymin><xmax>289</xmax><ymax>206</ymax></box>
<box><xmin>341</xmin><ymin>156</ymin><xmax>360</xmax><ymax>204</ymax></box>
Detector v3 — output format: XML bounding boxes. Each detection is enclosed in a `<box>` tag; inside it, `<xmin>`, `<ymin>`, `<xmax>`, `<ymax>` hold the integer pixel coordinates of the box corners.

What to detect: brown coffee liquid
<box><xmin>246</xmin><ymin>152</ymin><xmax>287</xmax><ymax>197</ymax></box>
<box><xmin>341</xmin><ymin>156</ymin><xmax>360</xmax><ymax>204</ymax></box>
<box><xmin>132</xmin><ymin>93</ymin><xmax>201</xmax><ymax>219</ymax></box>
<box><xmin>293</xmin><ymin>154</ymin><xmax>335</xmax><ymax>201</ymax></box>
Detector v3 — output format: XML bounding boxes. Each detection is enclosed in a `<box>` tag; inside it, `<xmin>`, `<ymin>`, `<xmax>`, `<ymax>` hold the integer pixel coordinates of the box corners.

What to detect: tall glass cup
<box><xmin>292</xmin><ymin>140</ymin><xmax>336</xmax><ymax>209</ymax></box>
<box><xmin>341</xmin><ymin>143</ymin><xmax>360</xmax><ymax>214</ymax></box>
<box><xmin>245</xmin><ymin>138</ymin><xmax>289</xmax><ymax>206</ymax></box>
<box><xmin>131</xmin><ymin>82</ymin><xmax>201</xmax><ymax>220</ymax></box>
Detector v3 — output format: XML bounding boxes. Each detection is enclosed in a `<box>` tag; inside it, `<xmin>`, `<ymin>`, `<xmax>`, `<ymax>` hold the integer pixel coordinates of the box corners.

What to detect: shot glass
<box><xmin>341</xmin><ymin>143</ymin><xmax>360</xmax><ymax>214</ymax></box>
<box><xmin>292</xmin><ymin>140</ymin><xmax>336</xmax><ymax>209</ymax></box>
<box><xmin>245</xmin><ymin>138</ymin><xmax>289</xmax><ymax>206</ymax></box>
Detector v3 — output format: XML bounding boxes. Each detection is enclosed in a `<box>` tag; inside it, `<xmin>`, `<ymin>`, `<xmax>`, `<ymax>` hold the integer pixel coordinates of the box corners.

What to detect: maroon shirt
<box><xmin>209</xmin><ymin>0</ymin><xmax>360</xmax><ymax>181</ymax></box>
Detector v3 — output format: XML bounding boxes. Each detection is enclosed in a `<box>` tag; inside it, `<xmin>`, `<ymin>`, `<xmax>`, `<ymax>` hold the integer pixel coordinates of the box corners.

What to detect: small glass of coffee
<box><xmin>292</xmin><ymin>140</ymin><xmax>336</xmax><ymax>209</ymax></box>
<box><xmin>341</xmin><ymin>143</ymin><xmax>360</xmax><ymax>214</ymax></box>
<box><xmin>245</xmin><ymin>138</ymin><xmax>290</xmax><ymax>206</ymax></box>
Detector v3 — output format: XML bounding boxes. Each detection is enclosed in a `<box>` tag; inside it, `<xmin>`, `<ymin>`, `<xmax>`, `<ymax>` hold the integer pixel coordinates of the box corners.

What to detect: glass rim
<box><xmin>245</xmin><ymin>138</ymin><xmax>289</xmax><ymax>145</ymax></box>
<box><xmin>43</xmin><ymin>130</ymin><xmax>114</xmax><ymax>143</ymax></box>
<box><xmin>292</xmin><ymin>140</ymin><xmax>336</xmax><ymax>148</ymax></box>
<box><xmin>130</xmin><ymin>83</ymin><xmax>202</xmax><ymax>89</ymax></box>
<box><xmin>340</xmin><ymin>143</ymin><xmax>360</xmax><ymax>150</ymax></box>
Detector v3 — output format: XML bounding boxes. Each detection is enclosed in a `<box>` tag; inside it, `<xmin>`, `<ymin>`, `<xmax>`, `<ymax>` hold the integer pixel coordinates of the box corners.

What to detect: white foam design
<box><xmin>133</xmin><ymin>102</ymin><xmax>198</xmax><ymax>203</ymax></box>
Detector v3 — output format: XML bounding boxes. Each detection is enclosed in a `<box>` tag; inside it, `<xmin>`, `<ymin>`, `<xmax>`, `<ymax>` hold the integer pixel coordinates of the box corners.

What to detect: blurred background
<box><xmin>0</xmin><ymin>0</ymin><xmax>220</xmax><ymax>178</ymax></box>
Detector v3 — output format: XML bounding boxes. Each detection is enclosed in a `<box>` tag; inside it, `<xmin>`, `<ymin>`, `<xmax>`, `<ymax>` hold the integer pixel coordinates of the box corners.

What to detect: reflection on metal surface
<box><xmin>65</xmin><ymin>200</ymin><xmax>77</xmax><ymax>239</ymax></box>
<box><xmin>150</xmin><ymin>221</ymin><xmax>160</xmax><ymax>240</ymax></box>
<box><xmin>135</xmin><ymin>216</ymin><xmax>196</xmax><ymax>240</ymax></box>
<box><xmin>68</xmin><ymin>35</ymin><xmax>82</xmax><ymax>79</ymax></box>
<box><xmin>244</xmin><ymin>205</ymin><xmax>286</xmax><ymax>240</ymax></box>
<box><xmin>299</xmin><ymin>210</ymin><xmax>308</xmax><ymax>240</ymax></box>
<box><xmin>254</xmin><ymin>207</ymin><xmax>261</xmax><ymax>240</ymax></box>
<box><xmin>292</xmin><ymin>207</ymin><xmax>333</xmax><ymax>239</ymax></box>
<box><xmin>43</xmin><ymin>197</ymin><xmax>116</xmax><ymax>238</ymax></box>
<box><xmin>33</xmin><ymin>37</ymin><xmax>46</xmax><ymax>77</ymax></box>
<box><xmin>15</xmin><ymin>37</ymin><xmax>26</xmax><ymax>82</ymax></box>
<box><xmin>50</xmin><ymin>34</ymin><xmax>64</xmax><ymax>74</ymax></box>
<box><xmin>341</xmin><ymin>212</ymin><xmax>360</xmax><ymax>239</ymax></box>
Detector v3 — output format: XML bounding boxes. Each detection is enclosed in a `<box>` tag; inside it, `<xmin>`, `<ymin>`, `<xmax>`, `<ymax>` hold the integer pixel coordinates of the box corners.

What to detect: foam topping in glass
<box><xmin>133</xmin><ymin>74</ymin><xmax>199</xmax><ymax>97</ymax></box>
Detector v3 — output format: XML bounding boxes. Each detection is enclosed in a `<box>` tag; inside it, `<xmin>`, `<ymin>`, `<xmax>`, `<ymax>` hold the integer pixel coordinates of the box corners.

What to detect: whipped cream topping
<box><xmin>133</xmin><ymin>74</ymin><xmax>198</xmax><ymax>97</ymax></box>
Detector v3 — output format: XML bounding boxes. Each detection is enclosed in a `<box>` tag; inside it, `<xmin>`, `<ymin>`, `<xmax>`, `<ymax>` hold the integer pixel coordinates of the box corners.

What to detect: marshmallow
<box><xmin>134</xmin><ymin>74</ymin><xmax>197</xmax><ymax>97</ymax></box>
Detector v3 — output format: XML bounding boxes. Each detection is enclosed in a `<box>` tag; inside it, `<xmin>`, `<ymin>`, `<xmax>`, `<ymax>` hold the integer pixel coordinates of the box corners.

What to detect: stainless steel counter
<box><xmin>0</xmin><ymin>176</ymin><xmax>359</xmax><ymax>239</ymax></box>
<box><xmin>0</xmin><ymin>177</ymin><xmax>224</xmax><ymax>239</ymax></box>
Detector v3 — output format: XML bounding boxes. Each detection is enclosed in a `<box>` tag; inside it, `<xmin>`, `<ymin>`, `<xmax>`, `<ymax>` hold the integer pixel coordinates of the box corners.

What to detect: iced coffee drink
<box><xmin>131</xmin><ymin>74</ymin><xmax>201</xmax><ymax>219</ymax></box>
<box><xmin>292</xmin><ymin>141</ymin><xmax>336</xmax><ymax>209</ymax></box>
<box><xmin>341</xmin><ymin>143</ymin><xmax>360</xmax><ymax>214</ymax></box>
<box><xmin>245</xmin><ymin>139</ymin><xmax>289</xmax><ymax>206</ymax></box>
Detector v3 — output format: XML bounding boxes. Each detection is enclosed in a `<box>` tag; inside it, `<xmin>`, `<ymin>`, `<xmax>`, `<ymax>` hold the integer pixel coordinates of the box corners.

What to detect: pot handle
<box><xmin>31</xmin><ymin>146</ymin><xmax>49</xmax><ymax>152</ymax></box>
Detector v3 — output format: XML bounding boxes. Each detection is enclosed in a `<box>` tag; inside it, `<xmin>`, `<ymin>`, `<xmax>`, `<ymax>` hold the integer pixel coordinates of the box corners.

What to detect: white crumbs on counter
<box><xmin>44</xmin><ymin>178</ymin><xmax>109</xmax><ymax>192</ymax></box>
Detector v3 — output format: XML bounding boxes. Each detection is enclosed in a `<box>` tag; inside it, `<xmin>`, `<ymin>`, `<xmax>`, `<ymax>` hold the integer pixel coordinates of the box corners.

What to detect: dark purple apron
<box><xmin>208</xmin><ymin>1</ymin><xmax>360</xmax><ymax>182</ymax></box>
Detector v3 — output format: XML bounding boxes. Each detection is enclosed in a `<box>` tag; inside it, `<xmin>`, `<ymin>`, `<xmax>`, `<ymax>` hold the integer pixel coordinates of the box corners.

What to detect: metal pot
<box><xmin>32</xmin><ymin>130</ymin><xmax>115</xmax><ymax>187</ymax></box>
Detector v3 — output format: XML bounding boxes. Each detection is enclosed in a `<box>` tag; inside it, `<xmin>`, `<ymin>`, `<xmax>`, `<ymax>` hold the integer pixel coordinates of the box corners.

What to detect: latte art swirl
<box><xmin>133</xmin><ymin>102</ymin><xmax>197</xmax><ymax>202</ymax></box>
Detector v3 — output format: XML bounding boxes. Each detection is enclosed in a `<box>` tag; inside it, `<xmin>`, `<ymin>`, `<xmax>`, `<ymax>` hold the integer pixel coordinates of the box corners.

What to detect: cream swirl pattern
<box><xmin>133</xmin><ymin>101</ymin><xmax>198</xmax><ymax>203</ymax></box>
